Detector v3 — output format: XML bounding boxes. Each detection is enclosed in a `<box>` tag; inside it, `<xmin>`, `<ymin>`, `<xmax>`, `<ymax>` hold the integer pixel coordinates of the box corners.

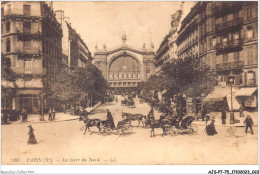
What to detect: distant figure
<box><xmin>205</xmin><ymin>114</ymin><xmax>210</xmax><ymax>124</ymax></box>
<box><xmin>27</xmin><ymin>125</ymin><xmax>37</xmax><ymax>144</ymax></box>
<box><xmin>115</xmin><ymin>96</ymin><xmax>118</xmax><ymax>103</ymax></box>
<box><xmin>79</xmin><ymin>107</ymin><xmax>84</xmax><ymax>121</ymax></box>
<box><xmin>206</xmin><ymin>119</ymin><xmax>217</xmax><ymax>135</ymax></box>
<box><xmin>52</xmin><ymin>108</ymin><xmax>56</xmax><ymax>120</ymax></box>
<box><xmin>106</xmin><ymin>109</ymin><xmax>115</xmax><ymax>129</ymax></box>
<box><xmin>244</xmin><ymin>115</ymin><xmax>254</xmax><ymax>135</ymax></box>
<box><xmin>21</xmin><ymin>108</ymin><xmax>28</xmax><ymax>122</ymax></box>
<box><xmin>221</xmin><ymin>109</ymin><xmax>226</xmax><ymax>124</ymax></box>
<box><xmin>48</xmin><ymin>108</ymin><xmax>52</xmax><ymax>120</ymax></box>
<box><xmin>201</xmin><ymin>107</ymin><xmax>206</xmax><ymax>121</ymax></box>
<box><xmin>239</xmin><ymin>106</ymin><xmax>244</xmax><ymax>117</ymax></box>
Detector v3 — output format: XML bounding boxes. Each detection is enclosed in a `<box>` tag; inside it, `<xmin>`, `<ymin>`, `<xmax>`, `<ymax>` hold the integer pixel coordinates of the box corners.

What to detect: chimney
<box><xmin>55</xmin><ymin>10</ymin><xmax>64</xmax><ymax>24</ymax></box>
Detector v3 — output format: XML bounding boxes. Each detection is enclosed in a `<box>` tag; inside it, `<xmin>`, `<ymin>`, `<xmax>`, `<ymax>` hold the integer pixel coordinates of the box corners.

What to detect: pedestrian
<box><xmin>27</xmin><ymin>125</ymin><xmax>37</xmax><ymax>144</ymax></box>
<box><xmin>106</xmin><ymin>109</ymin><xmax>115</xmax><ymax>129</ymax></box>
<box><xmin>21</xmin><ymin>108</ymin><xmax>27</xmax><ymax>122</ymax></box>
<box><xmin>52</xmin><ymin>108</ymin><xmax>56</xmax><ymax>120</ymax></box>
<box><xmin>206</xmin><ymin>119</ymin><xmax>217</xmax><ymax>136</ymax></box>
<box><xmin>48</xmin><ymin>108</ymin><xmax>52</xmax><ymax>120</ymax></box>
<box><xmin>201</xmin><ymin>107</ymin><xmax>206</xmax><ymax>121</ymax></box>
<box><xmin>221</xmin><ymin>109</ymin><xmax>226</xmax><ymax>124</ymax></box>
<box><xmin>239</xmin><ymin>106</ymin><xmax>244</xmax><ymax>117</ymax></box>
<box><xmin>205</xmin><ymin>114</ymin><xmax>210</xmax><ymax>124</ymax></box>
<box><xmin>84</xmin><ymin>109</ymin><xmax>89</xmax><ymax>121</ymax></box>
<box><xmin>79</xmin><ymin>107</ymin><xmax>83</xmax><ymax>121</ymax></box>
<box><xmin>2</xmin><ymin>109</ymin><xmax>8</xmax><ymax>124</ymax></box>
<box><xmin>244</xmin><ymin>115</ymin><xmax>254</xmax><ymax>135</ymax></box>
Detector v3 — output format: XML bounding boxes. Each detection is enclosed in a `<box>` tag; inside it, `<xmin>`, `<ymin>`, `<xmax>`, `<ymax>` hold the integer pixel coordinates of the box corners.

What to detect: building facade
<box><xmin>93</xmin><ymin>35</ymin><xmax>155</xmax><ymax>91</ymax></box>
<box><xmin>1</xmin><ymin>1</ymin><xmax>63</xmax><ymax>113</ymax></box>
<box><xmin>176</xmin><ymin>1</ymin><xmax>258</xmax><ymax>109</ymax></box>
<box><xmin>55</xmin><ymin>10</ymin><xmax>92</xmax><ymax>68</ymax></box>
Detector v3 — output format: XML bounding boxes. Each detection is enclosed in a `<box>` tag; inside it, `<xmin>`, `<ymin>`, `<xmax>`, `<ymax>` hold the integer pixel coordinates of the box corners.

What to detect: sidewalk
<box><xmin>193</xmin><ymin>111</ymin><xmax>258</xmax><ymax>127</ymax></box>
<box><xmin>5</xmin><ymin>102</ymin><xmax>102</xmax><ymax>125</ymax></box>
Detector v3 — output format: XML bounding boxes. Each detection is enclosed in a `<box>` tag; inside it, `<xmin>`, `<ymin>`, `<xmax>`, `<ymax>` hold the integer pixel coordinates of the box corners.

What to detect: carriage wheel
<box><xmin>124</xmin><ymin>124</ymin><xmax>132</xmax><ymax>134</ymax></box>
<box><xmin>106</xmin><ymin>127</ymin><xmax>113</xmax><ymax>135</ymax></box>
<box><xmin>100</xmin><ymin>127</ymin><xmax>107</xmax><ymax>135</ymax></box>
<box><xmin>188</xmin><ymin>124</ymin><xmax>198</xmax><ymax>134</ymax></box>
<box><xmin>117</xmin><ymin>126</ymin><xmax>124</xmax><ymax>135</ymax></box>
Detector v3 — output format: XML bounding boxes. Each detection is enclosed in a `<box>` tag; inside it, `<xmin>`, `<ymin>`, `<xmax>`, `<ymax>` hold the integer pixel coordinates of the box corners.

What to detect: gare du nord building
<box><xmin>93</xmin><ymin>35</ymin><xmax>155</xmax><ymax>94</ymax></box>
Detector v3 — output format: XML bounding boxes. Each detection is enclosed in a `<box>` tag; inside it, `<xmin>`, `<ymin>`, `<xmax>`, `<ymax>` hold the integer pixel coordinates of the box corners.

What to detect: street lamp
<box><xmin>228</xmin><ymin>76</ymin><xmax>235</xmax><ymax>124</ymax></box>
<box><xmin>39</xmin><ymin>92</ymin><xmax>45</xmax><ymax>121</ymax></box>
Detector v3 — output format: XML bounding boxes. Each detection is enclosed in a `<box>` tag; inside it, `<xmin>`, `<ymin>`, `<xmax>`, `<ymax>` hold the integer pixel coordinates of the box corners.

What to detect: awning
<box><xmin>204</xmin><ymin>86</ymin><xmax>230</xmax><ymax>102</ymax></box>
<box><xmin>235</xmin><ymin>87</ymin><xmax>257</xmax><ymax>97</ymax></box>
<box><xmin>204</xmin><ymin>86</ymin><xmax>240</xmax><ymax>110</ymax></box>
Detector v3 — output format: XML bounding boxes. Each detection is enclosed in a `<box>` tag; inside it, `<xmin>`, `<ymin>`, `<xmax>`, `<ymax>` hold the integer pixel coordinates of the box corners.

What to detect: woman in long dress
<box><xmin>28</xmin><ymin>125</ymin><xmax>37</xmax><ymax>144</ymax></box>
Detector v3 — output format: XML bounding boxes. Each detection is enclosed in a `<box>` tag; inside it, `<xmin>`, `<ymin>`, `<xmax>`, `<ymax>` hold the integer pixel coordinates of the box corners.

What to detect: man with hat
<box><xmin>244</xmin><ymin>115</ymin><xmax>254</xmax><ymax>135</ymax></box>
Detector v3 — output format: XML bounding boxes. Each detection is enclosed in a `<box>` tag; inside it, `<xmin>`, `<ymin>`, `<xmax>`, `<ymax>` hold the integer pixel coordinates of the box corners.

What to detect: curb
<box><xmin>4</xmin><ymin>102</ymin><xmax>102</xmax><ymax>125</ymax></box>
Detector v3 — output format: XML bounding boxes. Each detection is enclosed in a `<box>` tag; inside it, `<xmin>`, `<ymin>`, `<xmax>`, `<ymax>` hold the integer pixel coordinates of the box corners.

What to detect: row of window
<box><xmin>109</xmin><ymin>73</ymin><xmax>141</xmax><ymax>79</ymax></box>
<box><xmin>109</xmin><ymin>82</ymin><xmax>138</xmax><ymax>87</ymax></box>
<box><xmin>218</xmin><ymin>71</ymin><xmax>256</xmax><ymax>86</ymax></box>
<box><xmin>2</xmin><ymin>4</ymin><xmax>31</xmax><ymax>17</ymax></box>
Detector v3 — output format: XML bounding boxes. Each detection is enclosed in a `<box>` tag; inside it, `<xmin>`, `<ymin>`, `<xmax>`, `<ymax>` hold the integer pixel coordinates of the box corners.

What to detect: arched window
<box><xmin>109</xmin><ymin>55</ymin><xmax>141</xmax><ymax>80</ymax></box>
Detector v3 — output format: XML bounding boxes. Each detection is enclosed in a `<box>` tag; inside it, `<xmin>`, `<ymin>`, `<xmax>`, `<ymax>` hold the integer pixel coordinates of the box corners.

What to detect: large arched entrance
<box><xmin>108</xmin><ymin>54</ymin><xmax>142</xmax><ymax>94</ymax></box>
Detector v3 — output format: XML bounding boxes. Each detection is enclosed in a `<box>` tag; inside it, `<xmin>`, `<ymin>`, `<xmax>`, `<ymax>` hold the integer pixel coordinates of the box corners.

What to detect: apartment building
<box><xmin>1</xmin><ymin>1</ymin><xmax>62</xmax><ymax>113</ymax></box>
<box><xmin>176</xmin><ymin>1</ymin><xmax>258</xmax><ymax>109</ymax></box>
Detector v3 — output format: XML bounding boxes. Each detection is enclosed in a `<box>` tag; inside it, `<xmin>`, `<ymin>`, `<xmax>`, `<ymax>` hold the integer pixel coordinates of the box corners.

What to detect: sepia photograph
<box><xmin>1</xmin><ymin>0</ymin><xmax>259</xmax><ymax>170</ymax></box>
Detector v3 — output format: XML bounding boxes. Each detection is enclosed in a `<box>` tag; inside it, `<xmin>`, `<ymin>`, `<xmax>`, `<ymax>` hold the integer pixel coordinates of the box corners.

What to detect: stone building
<box><xmin>55</xmin><ymin>10</ymin><xmax>92</xmax><ymax>68</ymax></box>
<box><xmin>93</xmin><ymin>35</ymin><xmax>155</xmax><ymax>93</ymax></box>
<box><xmin>1</xmin><ymin>1</ymin><xmax>62</xmax><ymax>113</ymax></box>
<box><xmin>176</xmin><ymin>1</ymin><xmax>258</xmax><ymax>109</ymax></box>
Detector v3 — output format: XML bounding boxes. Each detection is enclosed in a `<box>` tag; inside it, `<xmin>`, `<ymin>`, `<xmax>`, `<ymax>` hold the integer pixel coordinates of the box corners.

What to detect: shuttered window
<box><xmin>244</xmin><ymin>72</ymin><xmax>247</xmax><ymax>86</ymax></box>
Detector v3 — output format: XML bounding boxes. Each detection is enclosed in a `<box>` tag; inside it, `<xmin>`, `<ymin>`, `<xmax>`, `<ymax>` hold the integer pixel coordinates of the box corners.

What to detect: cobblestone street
<box><xmin>1</xmin><ymin>96</ymin><xmax>258</xmax><ymax>165</ymax></box>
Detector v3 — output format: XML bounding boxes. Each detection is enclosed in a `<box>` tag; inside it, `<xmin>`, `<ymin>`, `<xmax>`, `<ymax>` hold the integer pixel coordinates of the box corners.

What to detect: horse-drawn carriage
<box><xmin>83</xmin><ymin>118</ymin><xmax>132</xmax><ymax>136</ymax></box>
<box><xmin>121</xmin><ymin>99</ymin><xmax>135</xmax><ymax>108</ymax></box>
<box><xmin>145</xmin><ymin>112</ymin><xmax>198</xmax><ymax>137</ymax></box>
<box><xmin>99</xmin><ymin>118</ymin><xmax>132</xmax><ymax>135</ymax></box>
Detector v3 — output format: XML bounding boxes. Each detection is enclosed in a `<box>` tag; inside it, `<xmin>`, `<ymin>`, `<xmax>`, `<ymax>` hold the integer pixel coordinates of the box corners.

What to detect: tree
<box><xmin>1</xmin><ymin>53</ymin><xmax>17</xmax><ymax>109</ymax></box>
<box><xmin>161</xmin><ymin>57</ymin><xmax>217</xmax><ymax>98</ymax></box>
<box><xmin>50</xmin><ymin>62</ymin><xmax>108</xmax><ymax>106</ymax></box>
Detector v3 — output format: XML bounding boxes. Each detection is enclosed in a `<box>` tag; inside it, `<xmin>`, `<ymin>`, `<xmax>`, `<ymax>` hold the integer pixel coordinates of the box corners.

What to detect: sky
<box><xmin>53</xmin><ymin>1</ymin><xmax>196</xmax><ymax>54</ymax></box>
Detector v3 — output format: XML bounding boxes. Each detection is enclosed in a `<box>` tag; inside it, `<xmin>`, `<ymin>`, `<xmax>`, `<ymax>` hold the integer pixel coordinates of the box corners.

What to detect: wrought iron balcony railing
<box><xmin>216</xmin><ymin>61</ymin><xmax>244</xmax><ymax>71</ymax></box>
<box><xmin>216</xmin><ymin>18</ymin><xmax>243</xmax><ymax>32</ymax></box>
<box><xmin>215</xmin><ymin>39</ymin><xmax>243</xmax><ymax>52</ymax></box>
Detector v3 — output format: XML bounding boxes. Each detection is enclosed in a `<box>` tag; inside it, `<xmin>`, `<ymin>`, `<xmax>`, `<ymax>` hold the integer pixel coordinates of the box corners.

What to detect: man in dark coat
<box><xmin>244</xmin><ymin>115</ymin><xmax>254</xmax><ymax>134</ymax></box>
<box><xmin>106</xmin><ymin>109</ymin><xmax>115</xmax><ymax>129</ymax></box>
<box><xmin>21</xmin><ymin>108</ymin><xmax>28</xmax><ymax>122</ymax></box>
<box><xmin>221</xmin><ymin>109</ymin><xmax>226</xmax><ymax>124</ymax></box>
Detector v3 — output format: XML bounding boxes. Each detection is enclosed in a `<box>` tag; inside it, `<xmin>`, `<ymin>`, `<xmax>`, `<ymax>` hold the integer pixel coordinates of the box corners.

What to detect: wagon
<box><xmin>100</xmin><ymin>119</ymin><xmax>132</xmax><ymax>135</ymax></box>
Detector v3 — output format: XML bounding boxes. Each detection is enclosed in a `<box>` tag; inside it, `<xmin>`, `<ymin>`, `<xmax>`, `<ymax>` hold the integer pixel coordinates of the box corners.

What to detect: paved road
<box><xmin>1</xmin><ymin>96</ymin><xmax>258</xmax><ymax>165</ymax></box>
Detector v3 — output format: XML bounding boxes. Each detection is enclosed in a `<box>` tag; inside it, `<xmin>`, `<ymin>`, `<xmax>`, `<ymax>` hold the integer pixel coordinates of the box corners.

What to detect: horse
<box><xmin>146</xmin><ymin>115</ymin><xmax>170</xmax><ymax>137</ymax></box>
<box><xmin>122</xmin><ymin>112</ymin><xmax>146</xmax><ymax>127</ymax></box>
<box><xmin>121</xmin><ymin>99</ymin><xmax>128</xmax><ymax>106</ymax></box>
<box><xmin>83</xmin><ymin>118</ymin><xmax>102</xmax><ymax>134</ymax></box>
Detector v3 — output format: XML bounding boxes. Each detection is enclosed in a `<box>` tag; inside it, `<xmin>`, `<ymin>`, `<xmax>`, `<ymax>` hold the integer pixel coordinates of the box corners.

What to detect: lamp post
<box><xmin>39</xmin><ymin>92</ymin><xmax>45</xmax><ymax>121</ymax></box>
<box><xmin>228</xmin><ymin>76</ymin><xmax>235</xmax><ymax>124</ymax></box>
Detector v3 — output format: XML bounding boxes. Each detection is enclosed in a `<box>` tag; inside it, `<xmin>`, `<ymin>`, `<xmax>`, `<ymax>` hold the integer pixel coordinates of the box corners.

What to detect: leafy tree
<box><xmin>161</xmin><ymin>57</ymin><xmax>217</xmax><ymax>98</ymax></box>
<box><xmin>1</xmin><ymin>54</ymin><xmax>17</xmax><ymax>109</ymax></box>
<box><xmin>50</xmin><ymin>62</ymin><xmax>108</xmax><ymax>106</ymax></box>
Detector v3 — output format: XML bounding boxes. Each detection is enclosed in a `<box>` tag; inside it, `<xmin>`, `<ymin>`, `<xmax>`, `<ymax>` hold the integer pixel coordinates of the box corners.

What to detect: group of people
<box><xmin>48</xmin><ymin>108</ymin><xmax>56</xmax><ymax>121</ymax></box>
<box><xmin>1</xmin><ymin>108</ymin><xmax>29</xmax><ymax>124</ymax></box>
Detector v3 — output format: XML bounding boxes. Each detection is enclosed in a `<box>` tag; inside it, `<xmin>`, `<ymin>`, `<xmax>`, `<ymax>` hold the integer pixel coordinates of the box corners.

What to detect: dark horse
<box><xmin>146</xmin><ymin>115</ymin><xmax>170</xmax><ymax>137</ymax></box>
<box><xmin>83</xmin><ymin>118</ymin><xmax>108</xmax><ymax>134</ymax></box>
<box><xmin>122</xmin><ymin>112</ymin><xmax>146</xmax><ymax>127</ymax></box>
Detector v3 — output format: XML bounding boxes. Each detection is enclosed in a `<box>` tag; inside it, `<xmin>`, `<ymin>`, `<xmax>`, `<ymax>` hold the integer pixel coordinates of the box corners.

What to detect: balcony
<box><xmin>216</xmin><ymin>18</ymin><xmax>243</xmax><ymax>32</ymax></box>
<box><xmin>214</xmin><ymin>2</ymin><xmax>243</xmax><ymax>18</ymax></box>
<box><xmin>17</xmin><ymin>47</ymin><xmax>41</xmax><ymax>58</ymax></box>
<box><xmin>216</xmin><ymin>61</ymin><xmax>244</xmax><ymax>71</ymax></box>
<box><xmin>216</xmin><ymin>39</ymin><xmax>243</xmax><ymax>54</ymax></box>
<box><xmin>2</xmin><ymin>9</ymin><xmax>41</xmax><ymax>18</ymax></box>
